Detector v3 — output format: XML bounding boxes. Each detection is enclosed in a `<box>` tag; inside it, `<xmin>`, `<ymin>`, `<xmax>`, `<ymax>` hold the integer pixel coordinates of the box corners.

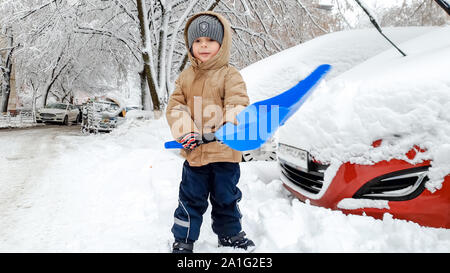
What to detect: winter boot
<box><xmin>218</xmin><ymin>231</ymin><xmax>255</xmax><ymax>251</ymax></box>
<box><xmin>172</xmin><ymin>241</ymin><xmax>194</xmax><ymax>253</ymax></box>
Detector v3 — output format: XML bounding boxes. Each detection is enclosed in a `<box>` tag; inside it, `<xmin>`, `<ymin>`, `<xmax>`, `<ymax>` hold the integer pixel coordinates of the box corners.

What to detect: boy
<box><xmin>165</xmin><ymin>11</ymin><xmax>254</xmax><ymax>253</ymax></box>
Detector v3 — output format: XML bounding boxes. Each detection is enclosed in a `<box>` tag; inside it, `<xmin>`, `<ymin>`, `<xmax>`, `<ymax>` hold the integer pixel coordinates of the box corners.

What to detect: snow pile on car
<box><xmin>275</xmin><ymin>26</ymin><xmax>450</xmax><ymax>193</ymax></box>
<box><xmin>241</xmin><ymin>27</ymin><xmax>435</xmax><ymax>103</ymax></box>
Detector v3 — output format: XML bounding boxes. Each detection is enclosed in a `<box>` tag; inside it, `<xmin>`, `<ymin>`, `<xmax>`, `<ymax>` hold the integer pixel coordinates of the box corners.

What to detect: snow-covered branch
<box><xmin>10</xmin><ymin>0</ymin><xmax>439</xmax><ymax>113</ymax></box>
<box><xmin>0</xmin><ymin>46</ymin><xmax>15</xmax><ymax>52</ymax></box>
<box><xmin>296</xmin><ymin>0</ymin><xmax>328</xmax><ymax>33</ymax></box>
<box><xmin>113</xmin><ymin>0</ymin><xmax>139</xmax><ymax>23</ymax></box>
<box><xmin>166</xmin><ymin>0</ymin><xmax>199</xmax><ymax>90</ymax></box>
<box><xmin>75</xmin><ymin>25</ymin><xmax>140</xmax><ymax>61</ymax></box>
<box><xmin>18</xmin><ymin>0</ymin><xmax>58</xmax><ymax>20</ymax></box>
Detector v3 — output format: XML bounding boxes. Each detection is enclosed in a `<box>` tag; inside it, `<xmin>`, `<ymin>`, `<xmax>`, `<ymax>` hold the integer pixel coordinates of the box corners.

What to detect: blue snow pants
<box><xmin>172</xmin><ymin>160</ymin><xmax>242</xmax><ymax>243</ymax></box>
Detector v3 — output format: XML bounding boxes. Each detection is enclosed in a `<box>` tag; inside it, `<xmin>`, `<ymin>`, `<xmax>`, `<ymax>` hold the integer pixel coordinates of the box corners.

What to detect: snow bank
<box><xmin>1</xmin><ymin>120</ymin><xmax>449</xmax><ymax>252</ymax></box>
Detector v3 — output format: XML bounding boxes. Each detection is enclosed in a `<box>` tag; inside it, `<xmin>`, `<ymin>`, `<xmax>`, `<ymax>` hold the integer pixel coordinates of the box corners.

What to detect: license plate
<box><xmin>278</xmin><ymin>144</ymin><xmax>309</xmax><ymax>172</ymax></box>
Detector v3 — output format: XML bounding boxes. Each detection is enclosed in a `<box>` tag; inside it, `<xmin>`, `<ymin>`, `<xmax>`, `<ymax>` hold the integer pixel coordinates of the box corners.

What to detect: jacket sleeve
<box><xmin>223</xmin><ymin>67</ymin><xmax>250</xmax><ymax>125</ymax></box>
<box><xmin>165</xmin><ymin>73</ymin><xmax>201</xmax><ymax>140</ymax></box>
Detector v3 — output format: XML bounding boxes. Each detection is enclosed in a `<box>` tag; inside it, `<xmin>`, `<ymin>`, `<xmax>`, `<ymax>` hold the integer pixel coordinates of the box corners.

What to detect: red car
<box><xmin>278</xmin><ymin>141</ymin><xmax>450</xmax><ymax>229</ymax></box>
<box><xmin>275</xmin><ymin>25</ymin><xmax>450</xmax><ymax>229</ymax></box>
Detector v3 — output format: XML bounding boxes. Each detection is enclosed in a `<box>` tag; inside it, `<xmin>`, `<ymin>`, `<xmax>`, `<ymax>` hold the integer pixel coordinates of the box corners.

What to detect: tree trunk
<box><xmin>137</xmin><ymin>0</ymin><xmax>160</xmax><ymax>111</ymax></box>
<box><xmin>139</xmin><ymin>68</ymin><xmax>150</xmax><ymax>110</ymax></box>
<box><xmin>0</xmin><ymin>28</ymin><xmax>14</xmax><ymax>114</ymax></box>
<box><xmin>42</xmin><ymin>59</ymin><xmax>69</xmax><ymax>107</ymax></box>
<box><xmin>0</xmin><ymin>72</ymin><xmax>11</xmax><ymax>113</ymax></box>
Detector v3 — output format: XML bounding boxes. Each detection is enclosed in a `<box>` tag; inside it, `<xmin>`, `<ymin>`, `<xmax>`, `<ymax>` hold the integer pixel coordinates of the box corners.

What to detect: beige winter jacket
<box><xmin>166</xmin><ymin>11</ymin><xmax>250</xmax><ymax>167</ymax></box>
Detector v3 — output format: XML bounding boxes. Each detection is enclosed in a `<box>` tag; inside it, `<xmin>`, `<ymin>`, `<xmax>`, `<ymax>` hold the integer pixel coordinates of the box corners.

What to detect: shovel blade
<box><xmin>215</xmin><ymin>64</ymin><xmax>331</xmax><ymax>151</ymax></box>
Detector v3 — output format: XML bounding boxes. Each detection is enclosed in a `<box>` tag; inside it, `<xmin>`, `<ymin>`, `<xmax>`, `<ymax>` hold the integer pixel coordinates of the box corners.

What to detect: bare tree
<box><xmin>137</xmin><ymin>0</ymin><xmax>160</xmax><ymax>111</ymax></box>
<box><xmin>378</xmin><ymin>0</ymin><xmax>449</xmax><ymax>27</ymax></box>
<box><xmin>0</xmin><ymin>0</ymin><xmax>354</xmax><ymax>114</ymax></box>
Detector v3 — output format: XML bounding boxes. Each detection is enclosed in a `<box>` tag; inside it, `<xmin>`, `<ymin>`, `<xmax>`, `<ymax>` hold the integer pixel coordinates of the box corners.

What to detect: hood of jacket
<box><xmin>184</xmin><ymin>11</ymin><xmax>232</xmax><ymax>71</ymax></box>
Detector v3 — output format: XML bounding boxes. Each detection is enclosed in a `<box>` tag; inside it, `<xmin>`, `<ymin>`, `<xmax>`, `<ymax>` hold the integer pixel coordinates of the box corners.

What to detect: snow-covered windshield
<box><xmin>96</xmin><ymin>101</ymin><xmax>119</xmax><ymax>113</ymax></box>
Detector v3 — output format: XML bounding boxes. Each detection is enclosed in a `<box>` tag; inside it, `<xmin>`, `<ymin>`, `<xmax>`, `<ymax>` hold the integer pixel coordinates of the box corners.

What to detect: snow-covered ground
<box><xmin>0</xmin><ymin>27</ymin><xmax>449</xmax><ymax>253</ymax></box>
<box><xmin>0</xmin><ymin>121</ymin><xmax>449</xmax><ymax>252</ymax></box>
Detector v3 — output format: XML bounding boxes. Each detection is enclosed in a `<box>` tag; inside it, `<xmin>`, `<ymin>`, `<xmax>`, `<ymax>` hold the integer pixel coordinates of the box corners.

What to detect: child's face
<box><xmin>192</xmin><ymin>37</ymin><xmax>221</xmax><ymax>63</ymax></box>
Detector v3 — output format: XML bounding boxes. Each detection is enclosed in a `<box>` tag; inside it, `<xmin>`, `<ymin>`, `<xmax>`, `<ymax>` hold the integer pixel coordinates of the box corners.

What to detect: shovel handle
<box><xmin>164</xmin><ymin>133</ymin><xmax>217</xmax><ymax>149</ymax></box>
<box><xmin>164</xmin><ymin>141</ymin><xmax>184</xmax><ymax>149</ymax></box>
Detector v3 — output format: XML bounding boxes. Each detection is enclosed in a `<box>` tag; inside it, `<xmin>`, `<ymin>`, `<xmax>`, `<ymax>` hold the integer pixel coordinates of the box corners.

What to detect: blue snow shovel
<box><xmin>164</xmin><ymin>64</ymin><xmax>331</xmax><ymax>151</ymax></box>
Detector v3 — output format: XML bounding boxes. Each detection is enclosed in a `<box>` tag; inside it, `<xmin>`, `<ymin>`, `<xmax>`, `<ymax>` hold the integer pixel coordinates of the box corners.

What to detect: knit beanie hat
<box><xmin>187</xmin><ymin>15</ymin><xmax>224</xmax><ymax>50</ymax></box>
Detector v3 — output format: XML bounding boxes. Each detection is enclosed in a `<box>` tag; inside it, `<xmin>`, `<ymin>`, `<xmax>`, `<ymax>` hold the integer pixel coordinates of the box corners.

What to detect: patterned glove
<box><xmin>178</xmin><ymin>132</ymin><xmax>201</xmax><ymax>150</ymax></box>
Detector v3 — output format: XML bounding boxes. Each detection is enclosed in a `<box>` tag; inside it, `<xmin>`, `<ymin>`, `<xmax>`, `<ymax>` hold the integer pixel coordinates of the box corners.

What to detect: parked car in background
<box><xmin>81</xmin><ymin>96</ymin><xmax>126</xmax><ymax>133</ymax></box>
<box><xmin>36</xmin><ymin>103</ymin><xmax>80</xmax><ymax>125</ymax></box>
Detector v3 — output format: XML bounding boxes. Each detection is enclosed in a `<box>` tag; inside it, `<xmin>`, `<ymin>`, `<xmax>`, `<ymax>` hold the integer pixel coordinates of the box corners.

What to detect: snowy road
<box><xmin>0</xmin><ymin>125</ymin><xmax>81</xmax><ymax>214</ymax></box>
<box><xmin>0</xmin><ymin>120</ymin><xmax>449</xmax><ymax>252</ymax></box>
<box><xmin>0</xmin><ymin>125</ymin><xmax>83</xmax><ymax>247</ymax></box>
